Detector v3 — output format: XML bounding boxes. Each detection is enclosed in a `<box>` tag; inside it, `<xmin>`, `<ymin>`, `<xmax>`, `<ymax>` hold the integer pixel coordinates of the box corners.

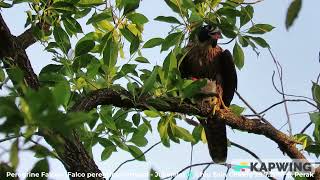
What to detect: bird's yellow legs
<box><xmin>208</xmin><ymin>94</ymin><xmax>230</xmax><ymax>115</ymax></box>
<box><xmin>209</xmin><ymin>96</ymin><xmax>220</xmax><ymax>115</ymax></box>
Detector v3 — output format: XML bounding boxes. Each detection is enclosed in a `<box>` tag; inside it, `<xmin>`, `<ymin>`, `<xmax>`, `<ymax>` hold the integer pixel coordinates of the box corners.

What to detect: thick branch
<box><xmin>0</xmin><ymin>13</ymin><xmax>39</xmax><ymax>89</ymax></box>
<box><xmin>72</xmin><ymin>88</ymin><xmax>320</xmax><ymax>179</ymax></box>
<box><xmin>16</xmin><ymin>28</ymin><xmax>37</xmax><ymax>49</ymax></box>
<box><xmin>0</xmin><ymin>13</ymin><xmax>104</xmax><ymax>179</ymax></box>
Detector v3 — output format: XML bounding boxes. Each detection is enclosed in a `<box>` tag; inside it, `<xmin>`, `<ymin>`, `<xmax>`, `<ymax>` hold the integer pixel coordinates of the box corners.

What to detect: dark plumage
<box><xmin>179</xmin><ymin>25</ymin><xmax>237</xmax><ymax>163</ymax></box>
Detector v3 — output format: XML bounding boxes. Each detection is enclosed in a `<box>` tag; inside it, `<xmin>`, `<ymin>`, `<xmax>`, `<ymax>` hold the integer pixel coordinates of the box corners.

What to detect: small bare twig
<box><xmin>197</xmin><ymin>164</ymin><xmax>211</xmax><ymax>180</ymax></box>
<box><xmin>108</xmin><ymin>141</ymin><xmax>161</xmax><ymax>180</ymax></box>
<box><xmin>187</xmin><ymin>144</ymin><xmax>194</xmax><ymax>180</ymax></box>
<box><xmin>235</xmin><ymin>91</ymin><xmax>271</xmax><ymax>125</ymax></box>
<box><xmin>300</xmin><ymin>122</ymin><xmax>313</xmax><ymax>134</ymax></box>
<box><xmin>218</xmin><ymin>37</ymin><xmax>236</xmax><ymax>45</ymax></box>
<box><xmin>0</xmin><ymin>133</ymin><xmax>24</xmax><ymax>143</ymax></box>
<box><xmin>258</xmin><ymin>99</ymin><xmax>319</xmax><ymax>115</ymax></box>
<box><xmin>162</xmin><ymin>162</ymin><xmax>216</xmax><ymax>180</ymax></box>
<box><xmin>231</xmin><ymin>141</ymin><xmax>276</xmax><ymax>180</ymax></box>
<box><xmin>268</xmin><ymin>48</ymin><xmax>292</xmax><ymax>135</ymax></box>
<box><xmin>224</xmin><ymin>166</ymin><xmax>231</xmax><ymax>180</ymax></box>
<box><xmin>271</xmin><ymin>72</ymin><xmax>314</xmax><ymax>101</ymax></box>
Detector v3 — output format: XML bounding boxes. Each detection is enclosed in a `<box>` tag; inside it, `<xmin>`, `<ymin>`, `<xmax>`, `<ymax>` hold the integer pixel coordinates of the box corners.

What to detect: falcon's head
<box><xmin>198</xmin><ymin>25</ymin><xmax>222</xmax><ymax>47</ymax></box>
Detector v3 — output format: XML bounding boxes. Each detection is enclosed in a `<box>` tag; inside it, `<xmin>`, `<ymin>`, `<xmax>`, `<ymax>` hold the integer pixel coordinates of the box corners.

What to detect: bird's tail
<box><xmin>202</xmin><ymin>116</ymin><xmax>227</xmax><ymax>163</ymax></box>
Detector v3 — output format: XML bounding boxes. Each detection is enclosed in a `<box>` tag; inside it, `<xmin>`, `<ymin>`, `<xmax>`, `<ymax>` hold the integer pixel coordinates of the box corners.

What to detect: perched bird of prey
<box><xmin>179</xmin><ymin>25</ymin><xmax>237</xmax><ymax>163</ymax></box>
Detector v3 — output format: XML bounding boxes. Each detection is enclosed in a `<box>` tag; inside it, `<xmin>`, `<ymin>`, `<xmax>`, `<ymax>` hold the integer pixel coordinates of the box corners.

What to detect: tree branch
<box><xmin>0</xmin><ymin>13</ymin><xmax>105</xmax><ymax>180</ymax></box>
<box><xmin>16</xmin><ymin>27</ymin><xmax>37</xmax><ymax>49</ymax></box>
<box><xmin>71</xmin><ymin>87</ymin><xmax>319</xmax><ymax>178</ymax></box>
<box><xmin>0</xmin><ymin>13</ymin><xmax>40</xmax><ymax>89</ymax></box>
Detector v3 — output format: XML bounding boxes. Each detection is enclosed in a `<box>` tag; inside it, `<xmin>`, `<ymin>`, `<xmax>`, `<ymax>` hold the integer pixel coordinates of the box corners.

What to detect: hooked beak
<box><xmin>209</xmin><ymin>27</ymin><xmax>222</xmax><ymax>40</ymax></box>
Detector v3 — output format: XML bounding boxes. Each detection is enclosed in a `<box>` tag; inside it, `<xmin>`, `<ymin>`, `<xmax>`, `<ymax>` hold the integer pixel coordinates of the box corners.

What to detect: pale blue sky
<box><xmin>1</xmin><ymin>0</ymin><xmax>320</xmax><ymax>179</ymax></box>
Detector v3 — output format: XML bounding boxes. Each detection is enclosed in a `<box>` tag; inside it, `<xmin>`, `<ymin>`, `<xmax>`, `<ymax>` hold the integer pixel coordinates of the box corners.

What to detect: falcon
<box><xmin>179</xmin><ymin>25</ymin><xmax>237</xmax><ymax>163</ymax></box>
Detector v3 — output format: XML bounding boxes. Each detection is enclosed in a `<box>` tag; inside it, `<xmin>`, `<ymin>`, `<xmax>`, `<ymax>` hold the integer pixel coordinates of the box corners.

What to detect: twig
<box><xmin>235</xmin><ymin>91</ymin><xmax>271</xmax><ymax>125</ymax></box>
<box><xmin>300</xmin><ymin>122</ymin><xmax>313</xmax><ymax>134</ymax></box>
<box><xmin>197</xmin><ymin>164</ymin><xmax>211</xmax><ymax>180</ymax></box>
<box><xmin>218</xmin><ymin>37</ymin><xmax>236</xmax><ymax>45</ymax></box>
<box><xmin>224</xmin><ymin>166</ymin><xmax>230</xmax><ymax>180</ymax></box>
<box><xmin>268</xmin><ymin>48</ymin><xmax>292</xmax><ymax>135</ymax></box>
<box><xmin>187</xmin><ymin>144</ymin><xmax>194</xmax><ymax>180</ymax></box>
<box><xmin>271</xmin><ymin>72</ymin><xmax>314</xmax><ymax>101</ymax></box>
<box><xmin>258</xmin><ymin>99</ymin><xmax>319</xmax><ymax>115</ymax></box>
<box><xmin>231</xmin><ymin>141</ymin><xmax>276</xmax><ymax>180</ymax></box>
<box><xmin>161</xmin><ymin>162</ymin><xmax>216</xmax><ymax>180</ymax></box>
<box><xmin>0</xmin><ymin>133</ymin><xmax>24</xmax><ymax>143</ymax></box>
<box><xmin>108</xmin><ymin>141</ymin><xmax>161</xmax><ymax>180</ymax></box>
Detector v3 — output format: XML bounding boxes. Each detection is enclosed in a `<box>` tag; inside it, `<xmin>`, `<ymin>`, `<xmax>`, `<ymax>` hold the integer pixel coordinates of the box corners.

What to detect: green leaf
<box><xmin>130</xmin><ymin>36</ymin><xmax>140</xmax><ymax>55</ymax></box>
<box><xmin>149</xmin><ymin>168</ymin><xmax>160</xmax><ymax>180</ymax></box>
<box><xmin>240</xmin><ymin>5</ymin><xmax>254</xmax><ymax>27</ymax></box>
<box><xmin>140</xmin><ymin>67</ymin><xmax>158</xmax><ymax>95</ymax></box>
<box><xmin>63</xmin><ymin>17</ymin><xmax>83</xmax><ymax>36</ymax></box>
<box><xmin>157</xmin><ymin>117</ymin><xmax>170</xmax><ymax>147</ymax></box>
<box><xmin>119</xmin><ymin>64</ymin><xmax>137</xmax><ymax>77</ymax></box>
<box><xmin>87</xmin><ymin>10</ymin><xmax>112</xmax><ymax>24</ymax></box>
<box><xmin>144</xmin><ymin>110</ymin><xmax>160</xmax><ymax>118</ymax></box>
<box><xmin>72</xmin><ymin>54</ymin><xmax>98</xmax><ymax>71</ymax></box>
<box><xmin>305</xmin><ymin>144</ymin><xmax>320</xmax><ymax>157</ymax></box>
<box><xmin>238</xmin><ymin>35</ymin><xmax>249</xmax><ymax>47</ymax></box>
<box><xmin>26</xmin><ymin>159</ymin><xmax>49</xmax><ymax>180</ymax></box>
<box><xmin>78</xmin><ymin>0</ymin><xmax>104</xmax><ymax>6</ymax></box>
<box><xmin>182</xmin><ymin>79</ymin><xmax>206</xmax><ymax>99</ymax></box>
<box><xmin>173</xmin><ymin>125</ymin><xmax>195</xmax><ymax>143</ymax></box>
<box><xmin>0</xmin><ymin>68</ymin><xmax>5</xmax><ymax>82</ymax></box>
<box><xmin>102</xmin><ymin>33</ymin><xmax>119</xmax><ymax>68</ymax></box>
<box><xmin>74</xmin><ymin>8</ymin><xmax>91</xmax><ymax>19</ymax></box>
<box><xmin>230</xmin><ymin>104</ymin><xmax>245</xmax><ymax>116</ymax></box>
<box><xmin>192</xmin><ymin>125</ymin><xmax>203</xmax><ymax>145</ymax></box>
<box><xmin>217</xmin><ymin>7</ymin><xmax>241</xmax><ymax>17</ymax></box>
<box><xmin>100</xmin><ymin>114</ymin><xmax>117</xmax><ymax>131</ymax></box>
<box><xmin>130</xmin><ymin>135</ymin><xmax>148</xmax><ymax>147</ymax></box>
<box><xmin>52</xmin><ymin>2</ymin><xmax>77</xmax><ymax>13</ymax></box>
<box><xmin>285</xmin><ymin>0</ymin><xmax>302</xmax><ymax>29</ymax></box>
<box><xmin>233</xmin><ymin>42</ymin><xmax>245</xmax><ymax>69</ymax></box>
<box><xmin>249</xmin><ymin>36</ymin><xmax>270</xmax><ymax>48</ymax></box>
<box><xmin>127</xmin><ymin>13</ymin><xmax>149</xmax><ymax>25</ymax></box>
<box><xmin>10</xmin><ymin>140</ymin><xmax>19</xmax><ymax>170</ymax></box>
<box><xmin>163</xmin><ymin>51</ymin><xmax>177</xmax><ymax>79</ymax></box>
<box><xmin>161</xmin><ymin>32</ymin><xmax>183</xmax><ymax>51</ymax></box>
<box><xmin>312</xmin><ymin>82</ymin><xmax>320</xmax><ymax>105</ymax></box>
<box><xmin>247</xmin><ymin>24</ymin><xmax>275</xmax><ymax>34</ymax></box>
<box><xmin>123</xmin><ymin>0</ymin><xmax>140</xmax><ymax>14</ymax></box>
<box><xmin>135</xmin><ymin>56</ymin><xmax>150</xmax><ymax>63</ymax></box>
<box><xmin>309</xmin><ymin>112</ymin><xmax>320</xmax><ymax>124</ymax></box>
<box><xmin>164</xmin><ymin>0</ymin><xmax>180</xmax><ymax>13</ymax></box>
<box><xmin>101</xmin><ymin>144</ymin><xmax>116</xmax><ymax>160</ymax></box>
<box><xmin>75</xmin><ymin>39</ymin><xmax>95</xmax><ymax>57</ymax></box>
<box><xmin>0</xmin><ymin>2</ymin><xmax>12</xmax><ymax>8</ymax></box>
<box><xmin>0</xmin><ymin>97</ymin><xmax>24</xmax><ymax>133</ymax></box>
<box><xmin>53</xmin><ymin>26</ymin><xmax>71</xmax><ymax>54</ymax></box>
<box><xmin>143</xmin><ymin>38</ymin><xmax>164</xmax><ymax>48</ymax></box>
<box><xmin>294</xmin><ymin>134</ymin><xmax>313</xmax><ymax>149</ymax></box>
<box><xmin>132</xmin><ymin>113</ymin><xmax>141</xmax><ymax>126</ymax></box>
<box><xmin>154</xmin><ymin>16</ymin><xmax>182</xmax><ymax>24</ymax></box>
<box><xmin>120</xmin><ymin>26</ymin><xmax>136</xmax><ymax>43</ymax></box>
<box><xmin>53</xmin><ymin>81</ymin><xmax>71</xmax><ymax>107</ymax></box>
<box><xmin>128</xmin><ymin>145</ymin><xmax>145</xmax><ymax>161</ymax></box>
